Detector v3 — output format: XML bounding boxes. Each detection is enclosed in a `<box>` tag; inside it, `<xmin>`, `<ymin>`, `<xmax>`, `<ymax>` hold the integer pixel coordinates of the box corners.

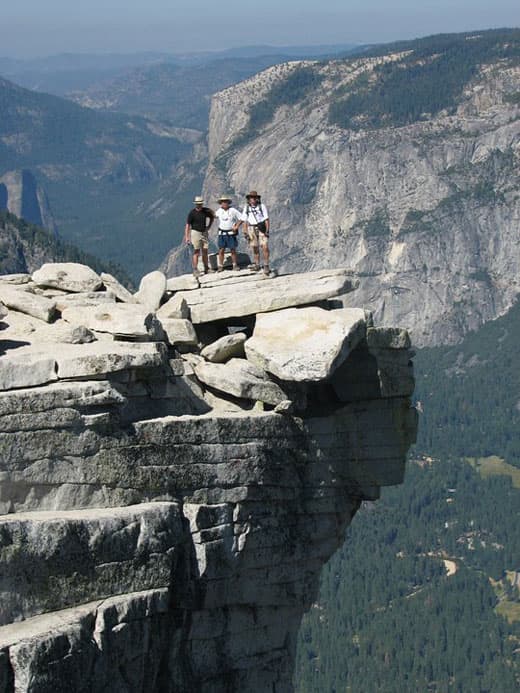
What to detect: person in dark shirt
<box><xmin>184</xmin><ymin>196</ymin><xmax>215</xmax><ymax>276</ymax></box>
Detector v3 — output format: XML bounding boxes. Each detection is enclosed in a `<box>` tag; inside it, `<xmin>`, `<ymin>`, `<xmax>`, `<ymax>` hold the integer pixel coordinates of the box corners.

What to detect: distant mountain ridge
<box><xmin>67</xmin><ymin>46</ymin><xmax>359</xmax><ymax>129</ymax></box>
<box><xmin>0</xmin><ymin>75</ymin><xmax>190</xmax><ymax>177</ymax></box>
<box><xmin>0</xmin><ymin>44</ymin><xmax>358</xmax><ymax>97</ymax></box>
<box><xmin>69</xmin><ymin>56</ymin><xmax>295</xmax><ymax>129</ymax></box>
<box><xmin>0</xmin><ymin>74</ymin><xmax>202</xmax><ymax>278</ymax></box>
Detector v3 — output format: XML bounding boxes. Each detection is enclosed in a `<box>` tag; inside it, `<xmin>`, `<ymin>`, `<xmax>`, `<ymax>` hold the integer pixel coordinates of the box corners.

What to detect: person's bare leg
<box><xmin>262</xmin><ymin>243</ymin><xmax>270</xmax><ymax>268</ymax></box>
<box><xmin>231</xmin><ymin>249</ymin><xmax>238</xmax><ymax>268</ymax></box>
<box><xmin>192</xmin><ymin>249</ymin><xmax>200</xmax><ymax>271</ymax></box>
<box><xmin>202</xmin><ymin>247</ymin><xmax>209</xmax><ymax>271</ymax></box>
<box><xmin>218</xmin><ymin>248</ymin><xmax>225</xmax><ymax>269</ymax></box>
<box><xmin>252</xmin><ymin>245</ymin><xmax>260</xmax><ymax>268</ymax></box>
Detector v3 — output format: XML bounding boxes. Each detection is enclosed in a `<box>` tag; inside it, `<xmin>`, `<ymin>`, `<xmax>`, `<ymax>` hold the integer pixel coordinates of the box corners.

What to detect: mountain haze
<box><xmin>68</xmin><ymin>47</ymin><xmax>359</xmax><ymax>129</ymax></box>
<box><xmin>0</xmin><ymin>75</ymin><xmax>202</xmax><ymax>278</ymax></box>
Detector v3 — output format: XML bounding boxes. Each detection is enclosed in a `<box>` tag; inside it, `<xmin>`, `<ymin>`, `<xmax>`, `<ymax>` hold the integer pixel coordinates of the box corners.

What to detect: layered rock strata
<box><xmin>0</xmin><ymin>263</ymin><xmax>417</xmax><ymax>692</ymax></box>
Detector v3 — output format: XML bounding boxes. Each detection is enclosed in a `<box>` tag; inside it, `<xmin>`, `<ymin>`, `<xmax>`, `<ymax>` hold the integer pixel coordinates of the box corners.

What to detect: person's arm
<box><xmin>205</xmin><ymin>208</ymin><xmax>215</xmax><ymax>229</ymax></box>
<box><xmin>263</xmin><ymin>205</ymin><xmax>270</xmax><ymax>232</ymax></box>
<box><xmin>240</xmin><ymin>207</ymin><xmax>248</xmax><ymax>235</ymax></box>
<box><xmin>185</xmin><ymin>212</ymin><xmax>192</xmax><ymax>243</ymax></box>
<box><xmin>232</xmin><ymin>208</ymin><xmax>242</xmax><ymax>232</ymax></box>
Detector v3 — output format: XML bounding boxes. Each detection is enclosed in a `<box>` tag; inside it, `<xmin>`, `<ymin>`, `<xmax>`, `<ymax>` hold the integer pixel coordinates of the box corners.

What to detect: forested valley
<box><xmin>295</xmin><ymin>302</ymin><xmax>520</xmax><ymax>692</ymax></box>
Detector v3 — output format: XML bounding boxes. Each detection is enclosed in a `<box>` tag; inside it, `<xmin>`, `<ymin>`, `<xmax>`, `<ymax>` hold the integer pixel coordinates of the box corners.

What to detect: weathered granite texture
<box><xmin>192</xmin><ymin>50</ymin><xmax>520</xmax><ymax>346</ymax></box>
<box><xmin>0</xmin><ymin>263</ymin><xmax>417</xmax><ymax>692</ymax></box>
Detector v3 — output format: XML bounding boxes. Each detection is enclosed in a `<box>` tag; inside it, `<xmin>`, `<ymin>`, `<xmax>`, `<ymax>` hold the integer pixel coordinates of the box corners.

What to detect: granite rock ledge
<box><xmin>0</xmin><ymin>263</ymin><xmax>417</xmax><ymax>693</ymax></box>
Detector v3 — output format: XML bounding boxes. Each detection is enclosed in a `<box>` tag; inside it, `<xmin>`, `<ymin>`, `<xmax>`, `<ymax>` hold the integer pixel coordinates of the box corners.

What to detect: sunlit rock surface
<box><xmin>0</xmin><ymin>263</ymin><xmax>416</xmax><ymax>692</ymax></box>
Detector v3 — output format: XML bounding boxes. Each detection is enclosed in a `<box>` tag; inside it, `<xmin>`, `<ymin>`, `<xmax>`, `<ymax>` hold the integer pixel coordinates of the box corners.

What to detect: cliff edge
<box><xmin>197</xmin><ymin>31</ymin><xmax>520</xmax><ymax>346</ymax></box>
<box><xmin>0</xmin><ymin>262</ymin><xmax>417</xmax><ymax>692</ymax></box>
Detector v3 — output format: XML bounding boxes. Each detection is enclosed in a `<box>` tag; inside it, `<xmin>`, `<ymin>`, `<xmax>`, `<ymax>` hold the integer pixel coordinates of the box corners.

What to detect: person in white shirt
<box><xmin>215</xmin><ymin>195</ymin><xmax>242</xmax><ymax>271</ymax></box>
<box><xmin>239</xmin><ymin>190</ymin><xmax>270</xmax><ymax>275</ymax></box>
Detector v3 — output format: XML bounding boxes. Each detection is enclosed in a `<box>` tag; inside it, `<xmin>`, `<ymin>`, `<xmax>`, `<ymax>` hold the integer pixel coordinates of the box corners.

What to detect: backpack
<box><xmin>247</xmin><ymin>200</ymin><xmax>267</xmax><ymax>234</ymax></box>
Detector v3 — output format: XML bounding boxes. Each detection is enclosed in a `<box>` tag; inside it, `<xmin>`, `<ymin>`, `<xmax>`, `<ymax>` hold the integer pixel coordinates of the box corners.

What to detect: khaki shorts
<box><xmin>245</xmin><ymin>225</ymin><xmax>268</xmax><ymax>249</ymax></box>
<box><xmin>191</xmin><ymin>229</ymin><xmax>209</xmax><ymax>250</ymax></box>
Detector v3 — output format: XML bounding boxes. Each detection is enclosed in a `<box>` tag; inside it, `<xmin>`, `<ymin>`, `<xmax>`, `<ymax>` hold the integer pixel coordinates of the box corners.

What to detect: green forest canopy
<box><xmin>329</xmin><ymin>28</ymin><xmax>520</xmax><ymax>130</ymax></box>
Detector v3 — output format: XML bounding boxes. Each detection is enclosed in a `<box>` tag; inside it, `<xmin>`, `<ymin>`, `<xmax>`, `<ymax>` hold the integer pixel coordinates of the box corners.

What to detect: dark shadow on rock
<box><xmin>0</xmin><ymin>184</ymin><xmax>7</xmax><ymax>212</ymax></box>
<box><xmin>0</xmin><ymin>339</ymin><xmax>31</xmax><ymax>355</ymax></box>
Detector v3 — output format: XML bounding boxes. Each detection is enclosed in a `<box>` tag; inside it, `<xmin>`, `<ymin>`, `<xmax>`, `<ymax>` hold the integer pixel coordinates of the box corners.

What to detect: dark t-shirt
<box><xmin>187</xmin><ymin>207</ymin><xmax>214</xmax><ymax>232</ymax></box>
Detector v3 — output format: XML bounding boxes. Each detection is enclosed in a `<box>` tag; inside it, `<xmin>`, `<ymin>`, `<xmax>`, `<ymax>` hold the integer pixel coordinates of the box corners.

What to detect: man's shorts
<box><xmin>245</xmin><ymin>225</ymin><xmax>268</xmax><ymax>249</ymax></box>
<box><xmin>190</xmin><ymin>229</ymin><xmax>209</xmax><ymax>250</ymax></box>
<box><xmin>218</xmin><ymin>232</ymin><xmax>238</xmax><ymax>250</ymax></box>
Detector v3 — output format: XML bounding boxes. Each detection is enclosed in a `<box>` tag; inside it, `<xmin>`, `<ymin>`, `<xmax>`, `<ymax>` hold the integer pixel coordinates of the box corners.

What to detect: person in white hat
<box><xmin>215</xmin><ymin>195</ymin><xmax>242</xmax><ymax>272</ymax></box>
<box><xmin>184</xmin><ymin>196</ymin><xmax>215</xmax><ymax>277</ymax></box>
<box><xmin>240</xmin><ymin>190</ymin><xmax>270</xmax><ymax>275</ymax></box>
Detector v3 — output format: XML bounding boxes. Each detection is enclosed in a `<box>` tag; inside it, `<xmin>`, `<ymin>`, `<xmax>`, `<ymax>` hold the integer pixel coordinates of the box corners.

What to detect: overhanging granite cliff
<box><xmin>0</xmin><ymin>262</ymin><xmax>417</xmax><ymax>692</ymax></box>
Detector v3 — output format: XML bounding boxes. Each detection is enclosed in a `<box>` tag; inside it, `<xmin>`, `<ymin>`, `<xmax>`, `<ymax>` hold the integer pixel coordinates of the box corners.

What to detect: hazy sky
<box><xmin>3</xmin><ymin>0</ymin><xmax>519</xmax><ymax>57</ymax></box>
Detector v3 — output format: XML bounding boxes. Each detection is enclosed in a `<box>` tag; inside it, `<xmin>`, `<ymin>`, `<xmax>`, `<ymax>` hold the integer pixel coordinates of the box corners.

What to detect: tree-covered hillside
<box><xmin>0</xmin><ymin>210</ymin><xmax>132</xmax><ymax>285</ymax></box>
<box><xmin>295</xmin><ymin>301</ymin><xmax>520</xmax><ymax>692</ymax></box>
<box><xmin>414</xmin><ymin>299</ymin><xmax>520</xmax><ymax>467</ymax></box>
<box><xmin>0</xmin><ymin>76</ymin><xmax>197</xmax><ymax>279</ymax></box>
<box><xmin>70</xmin><ymin>56</ymin><xmax>310</xmax><ymax>130</ymax></box>
<box><xmin>329</xmin><ymin>28</ymin><xmax>520</xmax><ymax>130</ymax></box>
<box><xmin>0</xmin><ymin>76</ymin><xmax>190</xmax><ymax>174</ymax></box>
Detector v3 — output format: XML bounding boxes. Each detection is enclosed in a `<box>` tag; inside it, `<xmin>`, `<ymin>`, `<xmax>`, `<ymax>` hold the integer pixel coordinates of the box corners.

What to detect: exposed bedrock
<box><xmin>0</xmin><ymin>263</ymin><xmax>417</xmax><ymax>692</ymax></box>
<box><xmin>198</xmin><ymin>55</ymin><xmax>520</xmax><ymax>346</ymax></box>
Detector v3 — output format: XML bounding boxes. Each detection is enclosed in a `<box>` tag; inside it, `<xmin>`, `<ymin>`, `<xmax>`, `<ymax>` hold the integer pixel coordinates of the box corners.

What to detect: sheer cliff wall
<box><xmin>197</xmin><ymin>46</ymin><xmax>520</xmax><ymax>346</ymax></box>
<box><xmin>0</xmin><ymin>264</ymin><xmax>417</xmax><ymax>692</ymax></box>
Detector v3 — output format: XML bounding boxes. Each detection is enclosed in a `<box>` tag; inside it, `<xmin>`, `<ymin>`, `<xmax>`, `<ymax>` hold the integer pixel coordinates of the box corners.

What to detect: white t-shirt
<box><xmin>241</xmin><ymin>203</ymin><xmax>269</xmax><ymax>226</ymax></box>
<box><xmin>215</xmin><ymin>206</ymin><xmax>242</xmax><ymax>232</ymax></box>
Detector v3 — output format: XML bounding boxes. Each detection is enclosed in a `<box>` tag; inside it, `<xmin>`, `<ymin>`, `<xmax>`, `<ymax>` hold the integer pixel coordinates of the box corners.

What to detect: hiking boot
<box><xmin>203</xmin><ymin>266</ymin><xmax>214</xmax><ymax>274</ymax></box>
<box><xmin>263</xmin><ymin>265</ymin><xmax>270</xmax><ymax>276</ymax></box>
<box><xmin>192</xmin><ymin>268</ymin><xmax>200</xmax><ymax>278</ymax></box>
<box><xmin>248</xmin><ymin>263</ymin><xmax>260</xmax><ymax>272</ymax></box>
<box><xmin>232</xmin><ymin>264</ymin><xmax>240</xmax><ymax>271</ymax></box>
<box><xmin>217</xmin><ymin>265</ymin><xmax>224</xmax><ymax>273</ymax></box>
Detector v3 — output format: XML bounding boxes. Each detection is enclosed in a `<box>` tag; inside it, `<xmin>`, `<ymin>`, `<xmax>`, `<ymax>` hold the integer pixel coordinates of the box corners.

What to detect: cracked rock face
<box><xmin>196</xmin><ymin>54</ymin><xmax>520</xmax><ymax>346</ymax></box>
<box><xmin>0</xmin><ymin>263</ymin><xmax>416</xmax><ymax>692</ymax></box>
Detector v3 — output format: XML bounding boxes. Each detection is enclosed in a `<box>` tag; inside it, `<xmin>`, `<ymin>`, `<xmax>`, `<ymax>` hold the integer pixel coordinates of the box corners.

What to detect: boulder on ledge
<box><xmin>0</xmin><ymin>351</ymin><xmax>58</xmax><ymax>390</ymax></box>
<box><xmin>200</xmin><ymin>333</ymin><xmax>246</xmax><ymax>363</ymax></box>
<box><xmin>192</xmin><ymin>357</ymin><xmax>287</xmax><ymax>406</ymax></box>
<box><xmin>100</xmin><ymin>273</ymin><xmax>136</xmax><ymax>303</ymax></box>
<box><xmin>160</xmin><ymin>318</ymin><xmax>198</xmax><ymax>347</ymax></box>
<box><xmin>53</xmin><ymin>341</ymin><xmax>167</xmax><ymax>379</ymax></box>
<box><xmin>156</xmin><ymin>294</ymin><xmax>190</xmax><ymax>320</ymax></box>
<box><xmin>32</xmin><ymin>263</ymin><xmax>103</xmax><ymax>293</ymax></box>
<box><xmin>166</xmin><ymin>275</ymin><xmax>199</xmax><ymax>292</ymax></box>
<box><xmin>61</xmin><ymin>304</ymin><xmax>163</xmax><ymax>340</ymax></box>
<box><xmin>135</xmin><ymin>271</ymin><xmax>167</xmax><ymax>312</ymax></box>
<box><xmin>245</xmin><ymin>306</ymin><xmax>367</xmax><ymax>382</ymax></box>
<box><xmin>175</xmin><ymin>269</ymin><xmax>357</xmax><ymax>323</ymax></box>
<box><xmin>0</xmin><ymin>285</ymin><xmax>56</xmax><ymax>323</ymax></box>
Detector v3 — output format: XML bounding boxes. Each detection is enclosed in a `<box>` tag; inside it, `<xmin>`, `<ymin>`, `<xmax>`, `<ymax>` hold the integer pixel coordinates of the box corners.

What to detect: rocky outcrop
<box><xmin>0</xmin><ymin>170</ymin><xmax>57</xmax><ymax>236</ymax></box>
<box><xmin>0</xmin><ymin>263</ymin><xmax>416</xmax><ymax>692</ymax></box>
<box><xmin>193</xmin><ymin>35</ymin><xmax>520</xmax><ymax>346</ymax></box>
